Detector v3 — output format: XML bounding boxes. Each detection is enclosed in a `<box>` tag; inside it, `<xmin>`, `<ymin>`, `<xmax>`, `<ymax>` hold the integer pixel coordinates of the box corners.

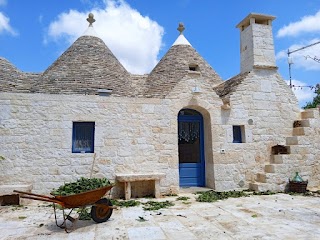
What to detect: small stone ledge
<box><xmin>187</xmin><ymin>70</ymin><xmax>201</xmax><ymax>76</ymax></box>
<box><xmin>0</xmin><ymin>184</ymin><xmax>33</xmax><ymax>196</ymax></box>
<box><xmin>0</xmin><ymin>185</ymin><xmax>33</xmax><ymax>205</ymax></box>
<box><xmin>253</xmin><ymin>65</ymin><xmax>278</xmax><ymax>70</ymax></box>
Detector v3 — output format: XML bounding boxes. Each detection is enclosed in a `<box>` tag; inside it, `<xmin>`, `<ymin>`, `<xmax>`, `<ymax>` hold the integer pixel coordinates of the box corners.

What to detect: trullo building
<box><xmin>0</xmin><ymin>13</ymin><xmax>319</xmax><ymax>199</ymax></box>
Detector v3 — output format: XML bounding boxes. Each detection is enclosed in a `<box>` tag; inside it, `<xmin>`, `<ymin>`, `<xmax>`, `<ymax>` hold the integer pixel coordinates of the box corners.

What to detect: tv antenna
<box><xmin>287</xmin><ymin>40</ymin><xmax>320</xmax><ymax>88</ymax></box>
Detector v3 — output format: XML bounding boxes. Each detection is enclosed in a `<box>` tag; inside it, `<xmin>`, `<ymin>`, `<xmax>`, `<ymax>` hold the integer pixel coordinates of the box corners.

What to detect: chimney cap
<box><xmin>236</xmin><ymin>13</ymin><xmax>276</xmax><ymax>29</ymax></box>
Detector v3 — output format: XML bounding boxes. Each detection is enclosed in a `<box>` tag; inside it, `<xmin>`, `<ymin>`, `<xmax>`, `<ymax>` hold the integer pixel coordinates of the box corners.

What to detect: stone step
<box><xmin>286</xmin><ymin>136</ymin><xmax>298</xmax><ymax>145</ymax></box>
<box><xmin>287</xmin><ymin>136</ymin><xmax>312</xmax><ymax>145</ymax></box>
<box><xmin>292</xmin><ymin>127</ymin><xmax>313</xmax><ymax>136</ymax></box>
<box><xmin>265</xmin><ymin>164</ymin><xmax>275</xmax><ymax>173</ymax></box>
<box><xmin>299</xmin><ymin>119</ymin><xmax>310</xmax><ymax>127</ymax></box>
<box><xmin>256</xmin><ymin>173</ymin><xmax>266</xmax><ymax>183</ymax></box>
<box><xmin>288</xmin><ymin>145</ymin><xmax>310</xmax><ymax>155</ymax></box>
<box><xmin>249</xmin><ymin>182</ymin><xmax>263</xmax><ymax>192</ymax></box>
<box><xmin>271</xmin><ymin>154</ymin><xmax>308</xmax><ymax>164</ymax></box>
<box><xmin>270</xmin><ymin>155</ymin><xmax>283</xmax><ymax>164</ymax></box>
<box><xmin>301</xmin><ymin>109</ymin><xmax>318</xmax><ymax>119</ymax></box>
<box><xmin>264</xmin><ymin>164</ymin><xmax>289</xmax><ymax>174</ymax></box>
<box><xmin>292</xmin><ymin>127</ymin><xmax>305</xmax><ymax>136</ymax></box>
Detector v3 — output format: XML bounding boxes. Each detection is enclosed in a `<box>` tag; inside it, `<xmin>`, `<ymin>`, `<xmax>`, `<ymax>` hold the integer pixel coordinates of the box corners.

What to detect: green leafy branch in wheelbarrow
<box><xmin>51</xmin><ymin>177</ymin><xmax>112</xmax><ymax>196</ymax></box>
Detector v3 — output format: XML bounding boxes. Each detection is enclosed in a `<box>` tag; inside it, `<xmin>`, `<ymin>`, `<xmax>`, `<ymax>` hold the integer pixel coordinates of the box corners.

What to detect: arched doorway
<box><xmin>178</xmin><ymin>109</ymin><xmax>205</xmax><ymax>187</ymax></box>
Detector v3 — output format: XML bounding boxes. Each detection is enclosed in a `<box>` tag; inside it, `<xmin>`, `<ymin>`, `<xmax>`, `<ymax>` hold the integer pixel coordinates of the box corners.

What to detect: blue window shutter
<box><xmin>72</xmin><ymin>122</ymin><xmax>95</xmax><ymax>153</ymax></box>
<box><xmin>233</xmin><ymin>126</ymin><xmax>242</xmax><ymax>143</ymax></box>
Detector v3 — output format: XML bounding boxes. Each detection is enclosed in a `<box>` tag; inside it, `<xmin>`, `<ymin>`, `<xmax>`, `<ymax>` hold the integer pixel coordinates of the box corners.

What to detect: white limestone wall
<box><xmin>213</xmin><ymin>69</ymin><xmax>301</xmax><ymax>191</ymax></box>
<box><xmin>1</xmin><ymin>70</ymin><xmax>317</xmax><ymax>195</ymax></box>
<box><xmin>0</xmin><ymin>93</ymin><xmax>181</xmax><ymax>196</ymax></box>
<box><xmin>0</xmin><ymin>74</ymin><xmax>225</xmax><ymax>196</ymax></box>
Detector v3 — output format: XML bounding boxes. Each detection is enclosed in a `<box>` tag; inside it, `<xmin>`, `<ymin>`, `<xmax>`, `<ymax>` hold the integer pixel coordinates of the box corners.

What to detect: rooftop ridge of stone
<box><xmin>213</xmin><ymin>71</ymin><xmax>250</xmax><ymax>98</ymax></box>
<box><xmin>0</xmin><ymin>57</ymin><xmax>41</xmax><ymax>93</ymax></box>
<box><xmin>0</xmin><ymin>57</ymin><xmax>20</xmax><ymax>72</ymax></box>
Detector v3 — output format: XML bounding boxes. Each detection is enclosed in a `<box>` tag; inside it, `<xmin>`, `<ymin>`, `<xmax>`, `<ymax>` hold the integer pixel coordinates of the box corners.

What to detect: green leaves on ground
<box><xmin>196</xmin><ymin>190</ymin><xmax>248</xmax><ymax>202</ymax></box>
<box><xmin>111</xmin><ymin>199</ymin><xmax>141</xmax><ymax>208</ymax></box>
<box><xmin>176</xmin><ymin>196</ymin><xmax>190</xmax><ymax>201</ymax></box>
<box><xmin>251</xmin><ymin>190</ymin><xmax>276</xmax><ymax>196</ymax></box>
<box><xmin>51</xmin><ymin>177</ymin><xmax>111</xmax><ymax>196</ymax></box>
<box><xmin>142</xmin><ymin>200</ymin><xmax>174</xmax><ymax>211</ymax></box>
<box><xmin>196</xmin><ymin>190</ymin><xmax>277</xmax><ymax>202</ymax></box>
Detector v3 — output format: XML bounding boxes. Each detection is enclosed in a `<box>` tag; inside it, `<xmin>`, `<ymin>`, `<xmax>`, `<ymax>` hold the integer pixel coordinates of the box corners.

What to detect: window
<box><xmin>189</xmin><ymin>64</ymin><xmax>199</xmax><ymax>71</ymax></box>
<box><xmin>233</xmin><ymin>125</ymin><xmax>244</xmax><ymax>143</ymax></box>
<box><xmin>72</xmin><ymin>122</ymin><xmax>95</xmax><ymax>153</ymax></box>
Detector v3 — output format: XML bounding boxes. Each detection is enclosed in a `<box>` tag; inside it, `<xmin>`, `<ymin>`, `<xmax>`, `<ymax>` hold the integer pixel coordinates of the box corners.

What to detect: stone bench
<box><xmin>116</xmin><ymin>173</ymin><xmax>165</xmax><ymax>200</ymax></box>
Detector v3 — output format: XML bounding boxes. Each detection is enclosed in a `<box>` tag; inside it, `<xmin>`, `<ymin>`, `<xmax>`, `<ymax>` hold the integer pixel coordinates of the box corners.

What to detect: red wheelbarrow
<box><xmin>14</xmin><ymin>185</ymin><xmax>114</xmax><ymax>232</ymax></box>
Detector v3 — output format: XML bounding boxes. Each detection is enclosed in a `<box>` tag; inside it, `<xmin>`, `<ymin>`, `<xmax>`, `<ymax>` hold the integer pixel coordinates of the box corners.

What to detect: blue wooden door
<box><xmin>178</xmin><ymin>109</ymin><xmax>205</xmax><ymax>187</ymax></box>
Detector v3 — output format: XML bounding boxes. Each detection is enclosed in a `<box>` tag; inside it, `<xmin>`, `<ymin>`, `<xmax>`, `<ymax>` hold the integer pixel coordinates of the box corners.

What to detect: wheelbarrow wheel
<box><xmin>91</xmin><ymin>198</ymin><xmax>113</xmax><ymax>223</ymax></box>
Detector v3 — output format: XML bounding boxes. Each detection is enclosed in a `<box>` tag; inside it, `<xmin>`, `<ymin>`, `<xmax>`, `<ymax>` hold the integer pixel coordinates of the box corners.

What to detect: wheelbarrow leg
<box><xmin>53</xmin><ymin>203</ymin><xmax>78</xmax><ymax>232</ymax></box>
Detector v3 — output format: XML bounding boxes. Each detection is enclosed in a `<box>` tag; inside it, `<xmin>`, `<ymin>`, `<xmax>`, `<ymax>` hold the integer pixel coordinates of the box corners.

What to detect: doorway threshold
<box><xmin>179</xmin><ymin>187</ymin><xmax>213</xmax><ymax>194</ymax></box>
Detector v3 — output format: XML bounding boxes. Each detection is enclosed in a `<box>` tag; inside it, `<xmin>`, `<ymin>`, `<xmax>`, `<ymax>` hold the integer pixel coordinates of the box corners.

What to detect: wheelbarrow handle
<box><xmin>13</xmin><ymin>190</ymin><xmax>65</xmax><ymax>206</ymax></box>
<box><xmin>19</xmin><ymin>195</ymin><xmax>65</xmax><ymax>205</ymax></box>
<box><xmin>13</xmin><ymin>190</ymin><xmax>53</xmax><ymax>199</ymax></box>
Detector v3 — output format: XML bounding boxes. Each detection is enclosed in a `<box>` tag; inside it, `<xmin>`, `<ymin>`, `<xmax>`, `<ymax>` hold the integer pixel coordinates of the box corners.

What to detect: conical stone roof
<box><xmin>144</xmin><ymin>23</ymin><xmax>223</xmax><ymax>98</ymax></box>
<box><xmin>0</xmin><ymin>57</ymin><xmax>21</xmax><ymax>91</ymax></box>
<box><xmin>34</xmin><ymin>14</ymin><xmax>131</xmax><ymax>96</ymax></box>
<box><xmin>0</xmin><ymin>57</ymin><xmax>39</xmax><ymax>93</ymax></box>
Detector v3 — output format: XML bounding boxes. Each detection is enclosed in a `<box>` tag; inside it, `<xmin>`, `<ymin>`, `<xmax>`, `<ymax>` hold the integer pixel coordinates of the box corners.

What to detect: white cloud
<box><xmin>277</xmin><ymin>11</ymin><xmax>320</xmax><ymax>37</ymax></box>
<box><xmin>277</xmin><ymin>10</ymin><xmax>320</xmax><ymax>38</ymax></box>
<box><xmin>46</xmin><ymin>0</ymin><xmax>164</xmax><ymax>74</ymax></box>
<box><xmin>0</xmin><ymin>0</ymin><xmax>7</xmax><ymax>6</ymax></box>
<box><xmin>285</xmin><ymin>79</ymin><xmax>316</xmax><ymax>106</ymax></box>
<box><xmin>0</xmin><ymin>12</ymin><xmax>17</xmax><ymax>35</ymax></box>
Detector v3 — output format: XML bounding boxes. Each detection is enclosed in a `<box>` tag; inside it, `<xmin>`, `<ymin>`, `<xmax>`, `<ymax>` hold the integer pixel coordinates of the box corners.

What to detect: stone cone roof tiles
<box><xmin>34</xmin><ymin>35</ymin><xmax>131</xmax><ymax>96</ymax></box>
<box><xmin>144</xmin><ymin>44</ymin><xmax>223</xmax><ymax>98</ymax></box>
<box><xmin>0</xmin><ymin>57</ymin><xmax>40</xmax><ymax>93</ymax></box>
<box><xmin>213</xmin><ymin>71</ymin><xmax>250</xmax><ymax>98</ymax></box>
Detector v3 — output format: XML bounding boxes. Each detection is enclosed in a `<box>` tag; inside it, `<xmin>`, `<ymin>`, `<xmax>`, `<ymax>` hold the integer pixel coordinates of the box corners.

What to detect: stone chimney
<box><xmin>236</xmin><ymin>13</ymin><xmax>277</xmax><ymax>73</ymax></box>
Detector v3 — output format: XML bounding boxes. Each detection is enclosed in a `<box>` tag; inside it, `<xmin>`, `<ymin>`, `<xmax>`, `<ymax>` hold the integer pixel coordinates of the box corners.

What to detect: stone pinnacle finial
<box><xmin>87</xmin><ymin>13</ymin><xmax>95</xmax><ymax>26</ymax></box>
<box><xmin>177</xmin><ymin>23</ymin><xmax>185</xmax><ymax>35</ymax></box>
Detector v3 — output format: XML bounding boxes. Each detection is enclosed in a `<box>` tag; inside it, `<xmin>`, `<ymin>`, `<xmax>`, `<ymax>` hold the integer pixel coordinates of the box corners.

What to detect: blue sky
<box><xmin>1</xmin><ymin>0</ymin><xmax>319</xmax><ymax>107</ymax></box>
